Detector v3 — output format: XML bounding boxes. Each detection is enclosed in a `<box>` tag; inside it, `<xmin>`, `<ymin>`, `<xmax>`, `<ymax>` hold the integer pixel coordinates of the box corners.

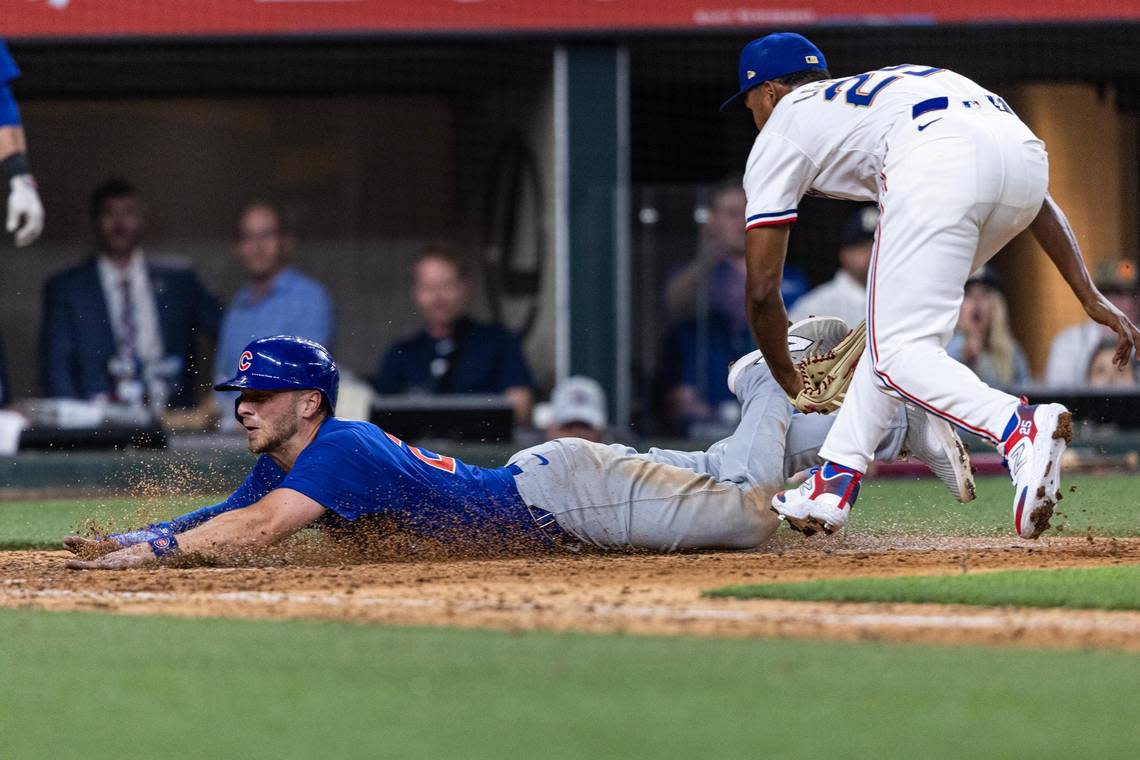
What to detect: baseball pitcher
<box><xmin>722</xmin><ymin>33</ymin><xmax>1140</xmax><ymax>539</ymax></box>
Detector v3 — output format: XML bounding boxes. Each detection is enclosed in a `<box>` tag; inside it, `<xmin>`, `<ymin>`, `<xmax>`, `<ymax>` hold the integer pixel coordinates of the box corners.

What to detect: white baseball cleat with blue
<box><xmin>771</xmin><ymin>462</ymin><xmax>862</xmax><ymax>536</ymax></box>
<box><xmin>999</xmin><ymin>401</ymin><xmax>1072</xmax><ymax>539</ymax></box>
<box><xmin>727</xmin><ymin>316</ymin><xmax>850</xmax><ymax>399</ymax></box>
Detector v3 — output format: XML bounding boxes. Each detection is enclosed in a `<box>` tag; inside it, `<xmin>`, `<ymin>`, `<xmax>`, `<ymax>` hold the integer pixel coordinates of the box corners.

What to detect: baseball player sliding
<box><xmin>724</xmin><ymin>33</ymin><xmax>1140</xmax><ymax>539</ymax></box>
<box><xmin>65</xmin><ymin>331</ymin><xmax>970</xmax><ymax>569</ymax></box>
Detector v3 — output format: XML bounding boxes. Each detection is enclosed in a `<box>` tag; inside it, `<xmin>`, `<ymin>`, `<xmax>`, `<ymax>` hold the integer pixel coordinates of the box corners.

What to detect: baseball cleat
<box><xmin>999</xmin><ymin>402</ymin><xmax>1072</xmax><ymax>539</ymax></box>
<box><xmin>771</xmin><ymin>462</ymin><xmax>862</xmax><ymax>536</ymax></box>
<box><xmin>900</xmin><ymin>403</ymin><xmax>976</xmax><ymax>503</ymax></box>
<box><xmin>727</xmin><ymin>316</ymin><xmax>850</xmax><ymax>399</ymax></box>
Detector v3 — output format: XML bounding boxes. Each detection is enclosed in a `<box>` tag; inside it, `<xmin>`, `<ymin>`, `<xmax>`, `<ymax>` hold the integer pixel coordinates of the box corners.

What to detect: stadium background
<box><xmin>3</xmin><ymin>1</ymin><xmax>1138</xmax><ymax>433</ymax></box>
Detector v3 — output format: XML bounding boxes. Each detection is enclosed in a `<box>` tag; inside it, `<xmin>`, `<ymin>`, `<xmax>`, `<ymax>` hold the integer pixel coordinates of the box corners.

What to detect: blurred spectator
<box><xmin>375</xmin><ymin>244</ymin><xmax>535</xmax><ymax>423</ymax></box>
<box><xmin>657</xmin><ymin>309</ymin><xmax>752</xmax><ymax>433</ymax></box>
<box><xmin>544</xmin><ymin>375</ymin><xmax>608</xmax><ymax>443</ymax></box>
<box><xmin>1044</xmin><ymin>258</ymin><xmax>1139</xmax><ymax>387</ymax></box>
<box><xmin>39</xmin><ymin>178</ymin><xmax>220</xmax><ymax>408</ymax></box>
<box><xmin>214</xmin><ymin>201</ymin><xmax>334</xmax><ymax>407</ymax></box>
<box><xmin>788</xmin><ymin>205</ymin><xmax>876</xmax><ymax>326</ymax></box>
<box><xmin>665</xmin><ymin>178</ymin><xmax>808</xmax><ymax>327</ymax></box>
<box><xmin>947</xmin><ymin>268</ymin><xmax>1029</xmax><ymax>389</ymax></box>
<box><xmin>1086</xmin><ymin>338</ymin><xmax>1138</xmax><ymax>388</ymax></box>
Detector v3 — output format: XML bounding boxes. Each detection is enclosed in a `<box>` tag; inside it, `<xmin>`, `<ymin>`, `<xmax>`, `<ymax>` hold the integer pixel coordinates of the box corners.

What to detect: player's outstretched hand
<box><xmin>66</xmin><ymin>544</ymin><xmax>154</xmax><ymax>571</ymax></box>
<box><xmin>63</xmin><ymin>535</ymin><xmax>122</xmax><ymax>559</ymax></box>
<box><xmin>1082</xmin><ymin>294</ymin><xmax>1140</xmax><ymax>368</ymax></box>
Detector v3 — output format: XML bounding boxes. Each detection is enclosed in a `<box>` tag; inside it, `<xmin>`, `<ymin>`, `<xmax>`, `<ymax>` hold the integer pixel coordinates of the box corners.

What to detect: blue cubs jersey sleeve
<box><xmin>279</xmin><ymin>418</ymin><xmax>530</xmax><ymax>536</ymax></box>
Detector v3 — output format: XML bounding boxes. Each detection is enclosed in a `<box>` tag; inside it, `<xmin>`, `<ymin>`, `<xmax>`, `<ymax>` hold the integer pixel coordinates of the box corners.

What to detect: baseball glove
<box><xmin>790</xmin><ymin>320</ymin><xmax>867</xmax><ymax>414</ymax></box>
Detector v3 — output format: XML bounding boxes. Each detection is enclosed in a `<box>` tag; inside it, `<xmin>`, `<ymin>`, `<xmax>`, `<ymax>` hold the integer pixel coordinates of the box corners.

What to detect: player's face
<box><xmin>745</xmin><ymin>84</ymin><xmax>779</xmax><ymax>131</ymax></box>
<box><xmin>413</xmin><ymin>257</ymin><xmax>469</xmax><ymax>330</ymax></box>
<box><xmin>94</xmin><ymin>195</ymin><xmax>145</xmax><ymax>258</ymax></box>
<box><xmin>235</xmin><ymin>389</ymin><xmax>305</xmax><ymax>454</ymax></box>
<box><xmin>236</xmin><ymin>206</ymin><xmax>291</xmax><ymax>281</ymax></box>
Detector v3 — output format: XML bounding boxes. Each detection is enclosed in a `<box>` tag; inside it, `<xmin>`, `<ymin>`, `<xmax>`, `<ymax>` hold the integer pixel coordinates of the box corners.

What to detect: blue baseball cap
<box><xmin>719</xmin><ymin>33</ymin><xmax>827</xmax><ymax>112</ymax></box>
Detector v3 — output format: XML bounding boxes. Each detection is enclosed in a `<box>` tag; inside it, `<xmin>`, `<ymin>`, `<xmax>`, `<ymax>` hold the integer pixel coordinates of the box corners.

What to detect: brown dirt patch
<box><xmin>3</xmin><ymin>532</ymin><xmax>1140</xmax><ymax>650</ymax></box>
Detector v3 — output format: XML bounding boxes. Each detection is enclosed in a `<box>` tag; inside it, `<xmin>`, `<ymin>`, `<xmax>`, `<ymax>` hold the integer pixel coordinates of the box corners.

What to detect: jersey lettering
<box><xmin>384</xmin><ymin>432</ymin><xmax>458</xmax><ymax>474</ymax></box>
<box><xmin>822</xmin><ymin>65</ymin><xmax>946</xmax><ymax>108</ymax></box>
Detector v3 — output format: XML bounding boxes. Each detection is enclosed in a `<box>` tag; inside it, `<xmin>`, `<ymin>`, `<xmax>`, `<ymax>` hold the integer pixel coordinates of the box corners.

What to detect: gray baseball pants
<box><xmin>508</xmin><ymin>360</ymin><xmax>906</xmax><ymax>551</ymax></box>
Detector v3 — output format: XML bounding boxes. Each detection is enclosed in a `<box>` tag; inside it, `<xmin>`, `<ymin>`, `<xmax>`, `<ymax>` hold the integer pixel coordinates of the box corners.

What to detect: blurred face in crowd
<box><xmin>413</xmin><ymin>255</ymin><xmax>470</xmax><ymax>335</ymax></box>
<box><xmin>94</xmin><ymin>194</ymin><xmax>145</xmax><ymax>259</ymax></box>
<box><xmin>958</xmin><ymin>282</ymin><xmax>997</xmax><ymax>335</ymax></box>
<box><xmin>705</xmin><ymin>188</ymin><xmax>747</xmax><ymax>257</ymax></box>
<box><xmin>1107</xmin><ymin>290</ymin><xmax>1140</xmax><ymax>322</ymax></box>
<box><xmin>1087</xmin><ymin>347</ymin><xmax>1137</xmax><ymax>388</ymax></box>
<box><xmin>839</xmin><ymin>241</ymin><xmax>873</xmax><ymax>284</ymax></box>
<box><xmin>236</xmin><ymin>204</ymin><xmax>293</xmax><ymax>283</ymax></box>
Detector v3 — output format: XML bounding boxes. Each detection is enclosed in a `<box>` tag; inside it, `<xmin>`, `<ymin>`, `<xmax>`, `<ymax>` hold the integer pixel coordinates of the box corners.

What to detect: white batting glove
<box><xmin>7</xmin><ymin>174</ymin><xmax>44</xmax><ymax>247</ymax></box>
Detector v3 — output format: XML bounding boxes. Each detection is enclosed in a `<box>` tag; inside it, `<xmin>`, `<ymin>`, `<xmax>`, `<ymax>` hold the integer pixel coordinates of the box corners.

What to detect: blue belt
<box><xmin>912</xmin><ymin>96</ymin><xmax>948</xmax><ymax>120</ymax></box>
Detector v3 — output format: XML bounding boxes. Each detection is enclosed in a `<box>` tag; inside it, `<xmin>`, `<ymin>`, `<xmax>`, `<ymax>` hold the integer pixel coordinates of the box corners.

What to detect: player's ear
<box><xmin>299</xmin><ymin>389</ymin><xmax>323</xmax><ymax>419</ymax></box>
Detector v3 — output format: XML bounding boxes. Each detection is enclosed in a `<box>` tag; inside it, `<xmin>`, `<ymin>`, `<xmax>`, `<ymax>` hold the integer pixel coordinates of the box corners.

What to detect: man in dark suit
<box><xmin>375</xmin><ymin>245</ymin><xmax>535</xmax><ymax>424</ymax></box>
<box><xmin>40</xmin><ymin>178</ymin><xmax>220</xmax><ymax>409</ymax></box>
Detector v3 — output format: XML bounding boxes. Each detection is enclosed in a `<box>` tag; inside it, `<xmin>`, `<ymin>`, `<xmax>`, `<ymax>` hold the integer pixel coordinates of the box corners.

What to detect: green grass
<box><xmin>4</xmin><ymin>472</ymin><xmax>1137</xmax><ymax>550</ymax></box>
<box><xmin>0</xmin><ymin>495</ymin><xmax>225</xmax><ymax>550</ymax></box>
<box><xmin>2</xmin><ymin>608</ymin><xmax>1139</xmax><ymax>760</ymax></box>
<box><xmin>707</xmin><ymin>564</ymin><xmax>1140</xmax><ymax>610</ymax></box>
<box><xmin>851</xmin><ymin>472</ymin><xmax>1140</xmax><ymax>537</ymax></box>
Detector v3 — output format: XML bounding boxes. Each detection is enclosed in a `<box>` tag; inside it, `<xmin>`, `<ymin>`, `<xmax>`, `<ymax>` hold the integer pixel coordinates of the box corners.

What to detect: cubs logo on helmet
<box><xmin>214</xmin><ymin>335</ymin><xmax>340</xmax><ymax>419</ymax></box>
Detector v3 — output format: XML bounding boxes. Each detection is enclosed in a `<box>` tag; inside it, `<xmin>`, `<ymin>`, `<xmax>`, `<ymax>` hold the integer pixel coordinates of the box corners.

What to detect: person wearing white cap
<box><xmin>545</xmin><ymin>376</ymin><xmax>608</xmax><ymax>443</ymax></box>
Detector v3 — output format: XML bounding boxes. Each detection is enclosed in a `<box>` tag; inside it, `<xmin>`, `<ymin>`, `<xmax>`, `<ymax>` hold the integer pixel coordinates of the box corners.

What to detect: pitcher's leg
<box><xmin>817</xmin><ymin>349</ymin><xmax>904</xmax><ymax>471</ymax></box>
<box><xmin>785</xmin><ymin>403</ymin><xmax>906</xmax><ymax>477</ymax></box>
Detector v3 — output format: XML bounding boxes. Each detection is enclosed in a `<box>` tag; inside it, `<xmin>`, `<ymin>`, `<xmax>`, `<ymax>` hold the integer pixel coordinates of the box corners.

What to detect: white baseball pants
<box><xmin>819</xmin><ymin>109</ymin><xmax>1050</xmax><ymax>471</ymax></box>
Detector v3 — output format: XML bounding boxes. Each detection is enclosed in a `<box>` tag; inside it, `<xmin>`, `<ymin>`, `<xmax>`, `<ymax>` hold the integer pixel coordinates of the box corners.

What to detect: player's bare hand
<box><xmin>66</xmin><ymin>544</ymin><xmax>154</xmax><ymax>571</ymax></box>
<box><xmin>1082</xmin><ymin>294</ymin><xmax>1140</xmax><ymax>368</ymax></box>
<box><xmin>62</xmin><ymin>534</ymin><xmax>122</xmax><ymax>559</ymax></box>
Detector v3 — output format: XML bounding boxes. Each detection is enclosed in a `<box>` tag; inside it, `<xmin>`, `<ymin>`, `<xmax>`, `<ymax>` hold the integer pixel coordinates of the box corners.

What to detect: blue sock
<box><xmin>999</xmin><ymin>412</ymin><xmax>1018</xmax><ymax>442</ymax></box>
<box><xmin>822</xmin><ymin>462</ymin><xmax>861</xmax><ymax>478</ymax></box>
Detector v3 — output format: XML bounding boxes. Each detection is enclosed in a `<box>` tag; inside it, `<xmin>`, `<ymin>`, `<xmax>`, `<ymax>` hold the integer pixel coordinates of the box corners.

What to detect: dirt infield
<box><xmin>3</xmin><ymin>532</ymin><xmax>1139</xmax><ymax>650</ymax></box>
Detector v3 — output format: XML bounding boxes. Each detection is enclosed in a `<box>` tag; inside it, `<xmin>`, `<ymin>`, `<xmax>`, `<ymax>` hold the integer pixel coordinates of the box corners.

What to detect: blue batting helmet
<box><xmin>214</xmin><ymin>335</ymin><xmax>339</xmax><ymax>413</ymax></box>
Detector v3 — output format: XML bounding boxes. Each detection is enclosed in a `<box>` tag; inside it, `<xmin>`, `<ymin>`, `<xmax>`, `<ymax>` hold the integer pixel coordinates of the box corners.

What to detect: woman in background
<box><xmin>948</xmin><ymin>268</ymin><xmax>1030</xmax><ymax>390</ymax></box>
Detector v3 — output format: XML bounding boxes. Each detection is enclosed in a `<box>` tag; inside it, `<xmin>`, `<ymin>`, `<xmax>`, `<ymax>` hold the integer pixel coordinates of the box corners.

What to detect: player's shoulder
<box><xmin>314</xmin><ymin>417</ymin><xmax>380</xmax><ymax>445</ymax></box>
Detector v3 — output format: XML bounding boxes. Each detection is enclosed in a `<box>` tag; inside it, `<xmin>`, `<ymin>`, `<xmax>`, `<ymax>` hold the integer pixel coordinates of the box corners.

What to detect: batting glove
<box><xmin>7</xmin><ymin>173</ymin><xmax>44</xmax><ymax>247</ymax></box>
